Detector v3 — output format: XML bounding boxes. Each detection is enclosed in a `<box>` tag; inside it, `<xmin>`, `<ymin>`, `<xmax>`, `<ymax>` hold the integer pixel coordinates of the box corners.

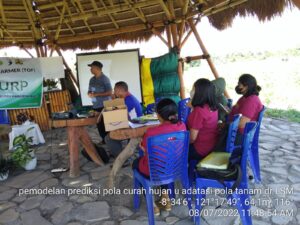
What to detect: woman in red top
<box><xmin>188</xmin><ymin>78</ymin><xmax>219</xmax><ymax>161</ymax></box>
<box><xmin>132</xmin><ymin>98</ymin><xmax>186</xmax><ymax>215</ymax></box>
<box><xmin>229</xmin><ymin>74</ymin><xmax>263</xmax><ymax>132</ymax></box>
<box><xmin>229</xmin><ymin>74</ymin><xmax>263</xmax><ymax>145</ymax></box>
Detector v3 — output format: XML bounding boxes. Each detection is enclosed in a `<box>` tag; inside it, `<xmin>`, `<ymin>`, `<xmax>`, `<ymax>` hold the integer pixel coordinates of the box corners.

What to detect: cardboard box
<box><xmin>102</xmin><ymin>98</ymin><xmax>129</xmax><ymax>131</ymax></box>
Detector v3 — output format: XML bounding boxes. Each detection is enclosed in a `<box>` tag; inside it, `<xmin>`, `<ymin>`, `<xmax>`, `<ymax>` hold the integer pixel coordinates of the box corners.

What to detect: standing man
<box><xmin>88</xmin><ymin>61</ymin><xmax>112</xmax><ymax>143</ymax></box>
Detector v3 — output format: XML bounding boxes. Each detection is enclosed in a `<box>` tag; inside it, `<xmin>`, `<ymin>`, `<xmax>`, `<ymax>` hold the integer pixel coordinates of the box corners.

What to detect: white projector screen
<box><xmin>77</xmin><ymin>49</ymin><xmax>141</xmax><ymax>106</ymax></box>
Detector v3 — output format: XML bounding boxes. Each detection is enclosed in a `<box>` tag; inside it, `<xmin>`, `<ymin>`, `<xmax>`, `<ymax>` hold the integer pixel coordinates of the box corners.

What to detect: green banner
<box><xmin>0</xmin><ymin>58</ymin><xmax>43</xmax><ymax>109</ymax></box>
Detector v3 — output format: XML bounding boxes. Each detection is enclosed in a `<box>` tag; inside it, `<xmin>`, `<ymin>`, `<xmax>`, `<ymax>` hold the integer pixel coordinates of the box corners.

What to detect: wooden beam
<box><xmin>180</xmin><ymin>19</ymin><xmax>199</xmax><ymax>49</ymax></box>
<box><xmin>97</xmin><ymin>0</ymin><xmax>119</xmax><ymax>29</ymax></box>
<box><xmin>51</xmin><ymin>19</ymin><xmax>175</xmax><ymax>45</ymax></box>
<box><xmin>167</xmin><ymin>0</ymin><xmax>178</xmax><ymax>47</ymax></box>
<box><xmin>202</xmin><ymin>0</ymin><xmax>248</xmax><ymax>17</ymax></box>
<box><xmin>73</xmin><ymin>0</ymin><xmax>93</xmax><ymax>33</ymax></box>
<box><xmin>151</xmin><ymin>28</ymin><xmax>168</xmax><ymax>47</ymax></box>
<box><xmin>124</xmin><ymin>0</ymin><xmax>146</xmax><ymax>23</ymax></box>
<box><xmin>54</xmin><ymin>5</ymin><xmax>66</xmax><ymax>40</ymax></box>
<box><xmin>22</xmin><ymin>0</ymin><xmax>40</xmax><ymax>40</ymax></box>
<box><xmin>157</xmin><ymin>0</ymin><xmax>172</xmax><ymax>20</ymax></box>
<box><xmin>166</xmin><ymin>25</ymin><xmax>172</xmax><ymax>49</ymax></box>
<box><xmin>0</xmin><ymin>0</ymin><xmax>7</xmax><ymax>25</ymax></box>
<box><xmin>178</xmin><ymin>60</ymin><xmax>185</xmax><ymax>99</ymax></box>
<box><xmin>55</xmin><ymin>47</ymin><xmax>78</xmax><ymax>87</ymax></box>
<box><xmin>42</xmin><ymin>0</ymin><xmax>160</xmax><ymax>27</ymax></box>
<box><xmin>188</xmin><ymin>19</ymin><xmax>218</xmax><ymax>77</ymax></box>
<box><xmin>51</xmin><ymin>0</ymin><xmax>75</xmax><ymax>36</ymax></box>
<box><xmin>188</xmin><ymin>19</ymin><xmax>229</xmax><ymax>98</ymax></box>
<box><xmin>20</xmin><ymin>46</ymin><xmax>34</xmax><ymax>58</ymax></box>
<box><xmin>35</xmin><ymin>45</ymin><xmax>41</xmax><ymax>57</ymax></box>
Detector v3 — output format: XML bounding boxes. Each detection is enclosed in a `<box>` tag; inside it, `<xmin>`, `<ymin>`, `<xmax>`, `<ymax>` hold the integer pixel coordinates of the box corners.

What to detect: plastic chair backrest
<box><xmin>226</xmin><ymin>114</ymin><xmax>242</xmax><ymax>153</ymax></box>
<box><xmin>147</xmin><ymin>131</ymin><xmax>189</xmax><ymax>186</ymax></box>
<box><xmin>253</xmin><ymin>106</ymin><xmax>266</xmax><ymax>149</ymax></box>
<box><xmin>0</xmin><ymin>110</ymin><xmax>10</xmax><ymax>124</ymax></box>
<box><xmin>227</xmin><ymin>98</ymin><xmax>233</xmax><ymax>109</ymax></box>
<box><xmin>178</xmin><ymin>98</ymin><xmax>191</xmax><ymax>124</ymax></box>
<box><xmin>240</xmin><ymin>122</ymin><xmax>258</xmax><ymax>182</ymax></box>
<box><xmin>145</xmin><ymin>103</ymin><xmax>156</xmax><ymax>115</ymax></box>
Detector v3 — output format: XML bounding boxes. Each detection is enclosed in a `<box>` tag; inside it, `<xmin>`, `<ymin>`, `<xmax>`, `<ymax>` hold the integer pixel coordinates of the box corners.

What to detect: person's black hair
<box><xmin>238</xmin><ymin>74</ymin><xmax>261</xmax><ymax>97</ymax></box>
<box><xmin>191</xmin><ymin>78</ymin><xmax>218</xmax><ymax>111</ymax></box>
<box><xmin>115</xmin><ymin>81</ymin><xmax>128</xmax><ymax>92</ymax></box>
<box><xmin>156</xmin><ymin>98</ymin><xmax>178</xmax><ymax>124</ymax></box>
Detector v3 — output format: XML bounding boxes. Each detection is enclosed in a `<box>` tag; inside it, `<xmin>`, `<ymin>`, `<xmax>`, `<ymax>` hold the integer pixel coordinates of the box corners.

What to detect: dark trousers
<box><xmin>188</xmin><ymin>144</ymin><xmax>204</xmax><ymax>162</ymax></box>
<box><xmin>94</xmin><ymin>107</ymin><xmax>108</xmax><ymax>141</ymax></box>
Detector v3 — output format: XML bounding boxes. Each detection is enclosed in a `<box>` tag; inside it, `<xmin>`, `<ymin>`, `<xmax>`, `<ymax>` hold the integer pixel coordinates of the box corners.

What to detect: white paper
<box><xmin>128</xmin><ymin>120</ymin><xmax>160</xmax><ymax>129</ymax></box>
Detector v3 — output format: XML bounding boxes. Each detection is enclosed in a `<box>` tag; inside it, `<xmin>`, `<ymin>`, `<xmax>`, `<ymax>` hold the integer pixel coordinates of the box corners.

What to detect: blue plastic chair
<box><xmin>188</xmin><ymin>114</ymin><xmax>242</xmax><ymax>189</ymax></box>
<box><xmin>178</xmin><ymin>98</ymin><xmax>191</xmax><ymax>124</ymax></box>
<box><xmin>145</xmin><ymin>103</ymin><xmax>156</xmax><ymax>115</ymax></box>
<box><xmin>133</xmin><ymin>131</ymin><xmax>192</xmax><ymax>225</ymax></box>
<box><xmin>227</xmin><ymin>98</ymin><xmax>233</xmax><ymax>109</ymax></box>
<box><xmin>194</xmin><ymin>122</ymin><xmax>258</xmax><ymax>225</ymax></box>
<box><xmin>249</xmin><ymin>106</ymin><xmax>266</xmax><ymax>183</ymax></box>
<box><xmin>0</xmin><ymin>110</ymin><xmax>10</xmax><ymax>124</ymax></box>
<box><xmin>226</xmin><ymin>114</ymin><xmax>242</xmax><ymax>153</ymax></box>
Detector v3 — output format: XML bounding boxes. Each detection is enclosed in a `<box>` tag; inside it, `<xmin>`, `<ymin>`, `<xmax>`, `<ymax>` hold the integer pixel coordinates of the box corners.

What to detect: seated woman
<box><xmin>188</xmin><ymin>78</ymin><xmax>219</xmax><ymax>161</ymax></box>
<box><xmin>132</xmin><ymin>98</ymin><xmax>186</xmax><ymax>216</ymax></box>
<box><xmin>229</xmin><ymin>74</ymin><xmax>263</xmax><ymax>142</ymax></box>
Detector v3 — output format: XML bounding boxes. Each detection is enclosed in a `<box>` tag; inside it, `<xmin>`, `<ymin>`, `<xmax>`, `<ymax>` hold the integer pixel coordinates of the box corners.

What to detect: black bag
<box><xmin>81</xmin><ymin>144</ymin><xmax>110</xmax><ymax>164</ymax></box>
<box><xmin>213</xmin><ymin>123</ymin><xmax>229</xmax><ymax>152</ymax></box>
<box><xmin>196</xmin><ymin>148</ymin><xmax>243</xmax><ymax>193</ymax></box>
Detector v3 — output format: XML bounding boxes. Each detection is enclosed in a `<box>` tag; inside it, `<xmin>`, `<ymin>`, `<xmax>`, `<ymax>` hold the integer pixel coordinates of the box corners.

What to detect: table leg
<box><xmin>79</xmin><ymin>127</ymin><xmax>104</xmax><ymax>166</ymax></box>
<box><xmin>68</xmin><ymin>126</ymin><xmax>80</xmax><ymax>178</ymax></box>
<box><xmin>108</xmin><ymin>137</ymin><xmax>141</xmax><ymax>188</ymax></box>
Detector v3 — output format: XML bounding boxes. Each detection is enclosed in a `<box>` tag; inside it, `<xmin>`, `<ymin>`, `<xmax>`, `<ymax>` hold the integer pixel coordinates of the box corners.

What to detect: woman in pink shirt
<box><xmin>229</xmin><ymin>74</ymin><xmax>263</xmax><ymax>138</ymax></box>
<box><xmin>132</xmin><ymin>98</ymin><xmax>186</xmax><ymax>215</ymax></box>
<box><xmin>188</xmin><ymin>78</ymin><xmax>219</xmax><ymax>161</ymax></box>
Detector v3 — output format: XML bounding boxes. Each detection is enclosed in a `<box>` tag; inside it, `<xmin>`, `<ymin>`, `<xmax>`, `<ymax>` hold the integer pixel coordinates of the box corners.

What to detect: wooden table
<box><xmin>52</xmin><ymin>117</ymin><xmax>104</xmax><ymax>177</ymax></box>
<box><xmin>108</xmin><ymin>124</ymin><xmax>156</xmax><ymax>187</ymax></box>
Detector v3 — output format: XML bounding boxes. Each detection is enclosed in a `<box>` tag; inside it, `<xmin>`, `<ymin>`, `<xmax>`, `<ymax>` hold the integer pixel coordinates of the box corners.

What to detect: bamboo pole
<box><xmin>166</xmin><ymin>25</ymin><xmax>172</xmax><ymax>49</ymax></box>
<box><xmin>180</xmin><ymin>19</ymin><xmax>199</xmax><ymax>49</ymax></box>
<box><xmin>157</xmin><ymin>0</ymin><xmax>172</xmax><ymax>20</ymax></box>
<box><xmin>178</xmin><ymin>60</ymin><xmax>185</xmax><ymax>99</ymax></box>
<box><xmin>42</xmin><ymin>0</ymin><xmax>161</xmax><ymax>27</ymax></box>
<box><xmin>54</xmin><ymin>4</ymin><xmax>66</xmax><ymax>41</ymax></box>
<box><xmin>151</xmin><ymin>28</ymin><xmax>168</xmax><ymax>47</ymax></box>
<box><xmin>20</xmin><ymin>46</ymin><xmax>34</xmax><ymax>58</ymax></box>
<box><xmin>167</xmin><ymin>0</ymin><xmax>178</xmax><ymax>47</ymax></box>
<box><xmin>188</xmin><ymin>19</ymin><xmax>230</xmax><ymax>98</ymax></box>
<box><xmin>73</xmin><ymin>0</ymin><xmax>93</xmax><ymax>33</ymax></box>
<box><xmin>55</xmin><ymin>47</ymin><xmax>79</xmax><ymax>92</ymax></box>
<box><xmin>22</xmin><ymin>0</ymin><xmax>40</xmax><ymax>41</ymax></box>
<box><xmin>98</xmin><ymin>0</ymin><xmax>119</xmax><ymax>29</ymax></box>
<box><xmin>35</xmin><ymin>45</ymin><xmax>41</xmax><ymax>57</ymax></box>
<box><xmin>0</xmin><ymin>0</ymin><xmax>7</xmax><ymax>25</ymax></box>
<box><xmin>184</xmin><ymin>55</ymin><xmax>208</xmax><ymax>62</ymax></box>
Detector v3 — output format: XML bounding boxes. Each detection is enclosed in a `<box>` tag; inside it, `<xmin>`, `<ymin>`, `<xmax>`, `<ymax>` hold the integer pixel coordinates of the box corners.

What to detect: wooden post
<box><xmin>188</xmin><ymin>19</ymin><xmax>229</xmax><ymax>98</ymax></box>
<box><xmin>166</xmin><ymin>25</ymin><xmax>172</xmax><ymax>49</ymax></box>
<box><xmin>35</xmin><ymin>45</ymin><xmax>41</xmax><ymax>57</ymax></box>
<box><xmin>20</xmin><ymin>47</ymin><xmax>34</xmax><ymax>58</ymax></box>
<box><xmin>178</xmin><ymin>59</ymin><xmax>185</xmax><ymax>99</ymax></box>
<box><xmin>55</xmin><ymin>47</ymin><xmax>78</xmax><ymax>86</ymax></box>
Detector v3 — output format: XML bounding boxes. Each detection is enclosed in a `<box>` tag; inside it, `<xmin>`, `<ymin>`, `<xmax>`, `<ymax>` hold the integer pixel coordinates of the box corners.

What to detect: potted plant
<box><xmin>0</xmin><ymin>156</ymin><xmax>13</xmax><ymax>181</ymax></box>
<box><xmin>11</xmin><ymin>128</ymin><xmax>37</xmax><ymax>170</ymax></box>
<box><xmin>43</xmin><ymin>79</ymin><xmax>58</xmax><ymax>91</ymax></box>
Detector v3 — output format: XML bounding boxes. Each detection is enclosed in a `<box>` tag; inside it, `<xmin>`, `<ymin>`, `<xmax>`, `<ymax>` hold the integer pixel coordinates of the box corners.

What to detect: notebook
<box><xmin>196</xmin><ymin>152</ymin><xmax>231</xmax><ymax>170</ymax></box>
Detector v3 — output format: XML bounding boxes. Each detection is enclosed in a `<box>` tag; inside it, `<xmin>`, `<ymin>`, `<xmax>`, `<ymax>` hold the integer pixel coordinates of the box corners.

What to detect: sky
<box><xmin>0</xmin><ymin>7</ymin><xmax>299</xmax><ymax>61</ymax></box>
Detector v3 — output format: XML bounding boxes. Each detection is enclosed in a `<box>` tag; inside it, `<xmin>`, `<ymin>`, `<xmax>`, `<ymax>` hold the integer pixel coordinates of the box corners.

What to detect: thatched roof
<box><xmin>0</xmin><ymin>0</ymin><xmax>298</xmax><ymax>50</ymax></box>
